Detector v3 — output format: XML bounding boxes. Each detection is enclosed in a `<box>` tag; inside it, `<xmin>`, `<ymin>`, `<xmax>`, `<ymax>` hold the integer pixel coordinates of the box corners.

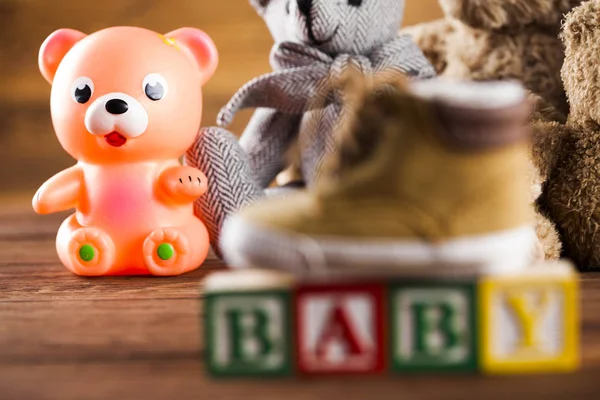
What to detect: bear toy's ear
<box><xmin>561</xmin><ymin>0</ymin><xmax>597</xmax><ymax>50</ymax></box>
<box><xmin>39</xmin><ymin>29</ymin><xmax>86</xmax><ymax>84</ymax></box>
<box><xmin>250</xmin><ymin>0</ymin><xmax>271</xmax><ymax>15</ymax></box>
<box><xmin>165</xmin><ymin>28</ymin><xmax>219</xmax><ymax>86</ymax></box>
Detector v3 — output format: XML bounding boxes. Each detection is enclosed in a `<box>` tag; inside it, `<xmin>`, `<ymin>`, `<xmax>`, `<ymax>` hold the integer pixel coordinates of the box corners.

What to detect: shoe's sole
<box><xmin>221</xmin><ymin>216</ymin><xmax>539</xmax><ymax>278</ymax></box>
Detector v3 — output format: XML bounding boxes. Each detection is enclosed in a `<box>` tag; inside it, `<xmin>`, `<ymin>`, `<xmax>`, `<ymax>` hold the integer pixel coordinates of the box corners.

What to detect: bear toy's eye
<box><xmin>143</xmin><ymin>73</ymin><xmax>168</xmax><ymax>101</ymax></box>
<box><xmin>348</xmin><ymin>0</ymin><xmax>363</xmax><ymax>6</ymax></box>
<box><xmin>71</xmin><ymin>77</ymin><xmax>94</xmax><ymax>104</ymax></box>
<box><xmin>285</xmin><ymin>0</ymin><xmax>290</xmax><ymax>14</ymax></box>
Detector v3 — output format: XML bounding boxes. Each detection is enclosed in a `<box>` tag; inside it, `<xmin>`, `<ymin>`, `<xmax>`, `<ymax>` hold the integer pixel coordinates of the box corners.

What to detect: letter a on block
<box><xmin>479</xmin><ymin>262</ymin><xmax>580</xmax><ymax>374</ymax></box>
<box><xmin>295</xmin><ymin>283</ymin><xmax>385</xmax><ymax>375</ymax></box>
<box><xmin>314</xmin><ymin>303</ymin><xmax>364</xmax><ymax>358</ymax></box>
<box><xmin>206</xmin><ymin>291</ymin><xmax>292</xmax><ymax>377</ymax></box>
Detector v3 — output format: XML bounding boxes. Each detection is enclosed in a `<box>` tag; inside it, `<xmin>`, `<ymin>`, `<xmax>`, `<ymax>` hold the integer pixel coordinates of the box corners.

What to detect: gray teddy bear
<box><xmin>186</xmin><ymin>0</ymin><xmax>436</xmax><ymax>257</ymax></box>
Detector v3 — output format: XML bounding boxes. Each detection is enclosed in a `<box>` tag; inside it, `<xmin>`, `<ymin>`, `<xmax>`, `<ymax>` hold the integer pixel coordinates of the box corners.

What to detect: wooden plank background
<box><xmin>0</xmin><ymin>0</ymin><xmax>442</xmax><ymax>196</ymax></box>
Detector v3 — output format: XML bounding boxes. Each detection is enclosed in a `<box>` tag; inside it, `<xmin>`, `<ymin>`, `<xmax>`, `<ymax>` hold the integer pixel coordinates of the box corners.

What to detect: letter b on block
<box><xmin>390</xmin><ymin>283</ymin><xmax>478</xmax><ymax>372</ymax></box>
<box><xmin>205</xmin><ymin>291</ymin><xmax>292</xmax><ymax>377</ymax></box>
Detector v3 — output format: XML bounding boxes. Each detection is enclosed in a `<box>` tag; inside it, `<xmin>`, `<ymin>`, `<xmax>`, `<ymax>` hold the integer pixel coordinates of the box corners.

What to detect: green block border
<box><xmin>389</xmin><ymin>280</ymin><xmax>479</xmax><ymax>373</ymax></box>
<box><xmin>204</xmin><ymin>290</ymin><xmax>294</xmax><ymax>378</ymax></box>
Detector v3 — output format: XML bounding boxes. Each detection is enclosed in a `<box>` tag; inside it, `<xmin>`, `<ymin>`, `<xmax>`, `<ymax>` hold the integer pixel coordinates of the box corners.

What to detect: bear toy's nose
<box><xmin>105</xmin><ymin>99</ymin><xmax>129</xmax><ymax>115</ymax></box>
<box><xmin>297</xmin><ymin>0</ymin><xmax>312</xmax><ymax>17</ymax></box>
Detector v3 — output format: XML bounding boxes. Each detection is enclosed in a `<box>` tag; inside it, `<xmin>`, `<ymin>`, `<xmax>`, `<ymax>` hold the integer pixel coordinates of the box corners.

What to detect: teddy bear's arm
<box><xmin>531</xmin><ymin>121</ymin><xmax>574</xmax><ymax>182</ymax></box>
<box><xmin>400</xmin><ymin>19</ymin><xmax>455</xmax><ymax>75</ymax></box>
<box><xmin>32</xmin><ymin>165</ymin><xmax>83</xmax><ymax>215</ymax></box>
<box><xmin>158</xmin><ymin>166</ymin><xmax>208</xmax><ymax>205</ymax></box>
<box><xmin>239</xmin><ymin>109</ymin><xmax>303</xmax><ymax>188</ymax></box>
<box><xmin>528</xmin><ymin>92</ymin><xmax>567</xmax><ymax>125</ymax></box>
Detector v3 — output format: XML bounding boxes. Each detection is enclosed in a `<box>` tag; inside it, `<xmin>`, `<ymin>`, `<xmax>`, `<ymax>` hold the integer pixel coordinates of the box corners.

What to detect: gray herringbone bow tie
<box><xmin>217</xmin><ymin>36</ymin><xmax>436</xmax><ymax>127</ymax></box>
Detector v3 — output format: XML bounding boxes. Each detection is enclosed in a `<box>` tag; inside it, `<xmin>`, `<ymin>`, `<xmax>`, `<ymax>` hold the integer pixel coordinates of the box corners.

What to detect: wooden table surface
<box><xmin>1</xmin><ymin>198</ymin><xmax>599</xmax><ymax>400</ymax></box>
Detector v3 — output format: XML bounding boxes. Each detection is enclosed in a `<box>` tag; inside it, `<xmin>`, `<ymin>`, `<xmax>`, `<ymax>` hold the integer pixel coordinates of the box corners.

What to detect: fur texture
<box><xmin>534</xmin><ymin>0</ymin><xmax>600</xmax><ymax>269</ymax></box>
<box><xmin>402</xmin><ymin>0</ymin><xmax>584</xmax><ymax>116</ymax></box>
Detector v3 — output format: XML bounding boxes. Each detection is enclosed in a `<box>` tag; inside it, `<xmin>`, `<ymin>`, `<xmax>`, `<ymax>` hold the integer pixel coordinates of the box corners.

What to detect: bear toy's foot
<box><xmin>143</xmin><ymin>228</ymin><xmax>192</xmax><ymax>276</ymax></box>
<box><xmin>66</xmin><ymin>227</ymin><xmax>116</xmax><ymax>276</ymax></box>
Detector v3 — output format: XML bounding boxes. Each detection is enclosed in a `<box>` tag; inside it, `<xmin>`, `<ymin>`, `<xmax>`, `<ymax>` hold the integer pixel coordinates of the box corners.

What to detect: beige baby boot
<box><xmin>220</xmin><ymin>78</ymin><xmax>538</xmax><ymax>277</ymax></box>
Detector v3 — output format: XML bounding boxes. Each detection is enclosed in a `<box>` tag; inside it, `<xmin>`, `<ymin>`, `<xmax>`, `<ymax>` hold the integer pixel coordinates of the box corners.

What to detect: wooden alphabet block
<box><xmin>478</xmin><ymin>262</ymin><xmax>579</xmax><ymax>374</ymax></box>
<box><xmin>202</xmin><ymin>261</ymin><xmax>580</xmax><ymax>378</ymax></box>
<box><xmin>389</xmin><ymin>281</ymin><xmax>478</xmax><ymax>372</ymax></box>
<box><xmin>294</xmin><ymin>283</ymin><xmax>386</xmax><ymax>375</ymax></box>
<box><xmin>204</xmin><ymin>270</ymin><xmax>295</xmax><ymax>377</ymax></box>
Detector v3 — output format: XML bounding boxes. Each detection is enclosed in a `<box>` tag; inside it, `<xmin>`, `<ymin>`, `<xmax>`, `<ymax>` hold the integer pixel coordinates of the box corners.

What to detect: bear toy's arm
<box><xmin>530</xmin><ymin>120</ymin><xmax>574</xmax><ymax>184</ymax></box>
<box><xmin>239</xmin><ymin>109</ymin><xmax>303</xmax><ymax>189</ymax></box>
<box><xmin>400</xmin><ymin>19</ymin><xmax>455</xmax><ymax>75</ymax></box>
<box><xmin>527</xmin><ymin>92</ymin><xmax>568</xmax><ymax>181</ymax></box>
<box><xmin>528</xmin><ymin>92</ymin><xmax>567</xmax><ymax>125</ymax></box>
<box><xmin>32</xmin><ymin>166</ymin><xmax>83</xmax><ymax>215</ymax></box>
<box><xmin>158</xmin><ymin>166</ymin><xmax>208</xmax><ymax>205</ymax></box>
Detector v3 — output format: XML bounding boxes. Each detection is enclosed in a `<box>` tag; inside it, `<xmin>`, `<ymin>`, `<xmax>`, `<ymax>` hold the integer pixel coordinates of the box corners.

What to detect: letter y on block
<box><xmin>505</xmin><ymin>289</ymin><xmax>550</xmax><ymax>351</ymax></box>
<box><xmin>479</xmin><ymin>262</ymin><xmax>579</xmax><ymax>374</ymax></box>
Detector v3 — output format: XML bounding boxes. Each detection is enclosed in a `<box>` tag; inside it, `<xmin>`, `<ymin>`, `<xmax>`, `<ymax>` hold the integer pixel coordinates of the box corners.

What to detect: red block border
<box><xmin>294</xmin><ymin>282</ymin><xmax>387</xmax><ymax>376</ymax></box>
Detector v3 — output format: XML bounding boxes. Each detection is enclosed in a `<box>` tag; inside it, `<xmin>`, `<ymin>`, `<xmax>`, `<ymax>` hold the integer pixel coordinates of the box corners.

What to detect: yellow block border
<box><xmin>479</xmin><ymin>273</ymin><xmax>579</xmax><ymax>374</ymax></box>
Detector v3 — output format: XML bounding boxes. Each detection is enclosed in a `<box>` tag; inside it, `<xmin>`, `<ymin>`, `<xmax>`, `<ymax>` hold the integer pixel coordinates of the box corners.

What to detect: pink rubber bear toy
<box><xmin>33</xmin><ymin>26</ymin><xmax>218</xmax><ymax>276</ymax></box>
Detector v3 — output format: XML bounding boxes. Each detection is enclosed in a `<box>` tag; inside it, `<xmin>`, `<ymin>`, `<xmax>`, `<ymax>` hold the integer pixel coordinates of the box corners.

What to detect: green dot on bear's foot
<box><xmin>79</xmin><ymin>245</ymin><xmax>95</xmax><ymax>262</ymax></box>
<box><xmin>157</xmin><ymin>243</ymin><xmax>174</xmax><ymax>261</ymax></box>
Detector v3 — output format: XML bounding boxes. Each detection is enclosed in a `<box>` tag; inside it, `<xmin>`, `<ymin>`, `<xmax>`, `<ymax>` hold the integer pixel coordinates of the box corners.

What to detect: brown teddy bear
<box><xmin>533</xmin><ymin>0</ymin><xmax>600</xmax><ymax>270</ymax></box>
<box><xmin>402</xmin><ymin>0</ymin><xmax>584</xmax><ymax>117</ymax></box>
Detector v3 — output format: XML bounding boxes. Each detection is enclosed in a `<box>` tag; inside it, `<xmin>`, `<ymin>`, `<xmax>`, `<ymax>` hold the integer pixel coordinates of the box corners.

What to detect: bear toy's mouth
<box><xmin>104</xmin><ymin>131</ymin><xmax>127</xmax><ymax>147</ymax></box>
